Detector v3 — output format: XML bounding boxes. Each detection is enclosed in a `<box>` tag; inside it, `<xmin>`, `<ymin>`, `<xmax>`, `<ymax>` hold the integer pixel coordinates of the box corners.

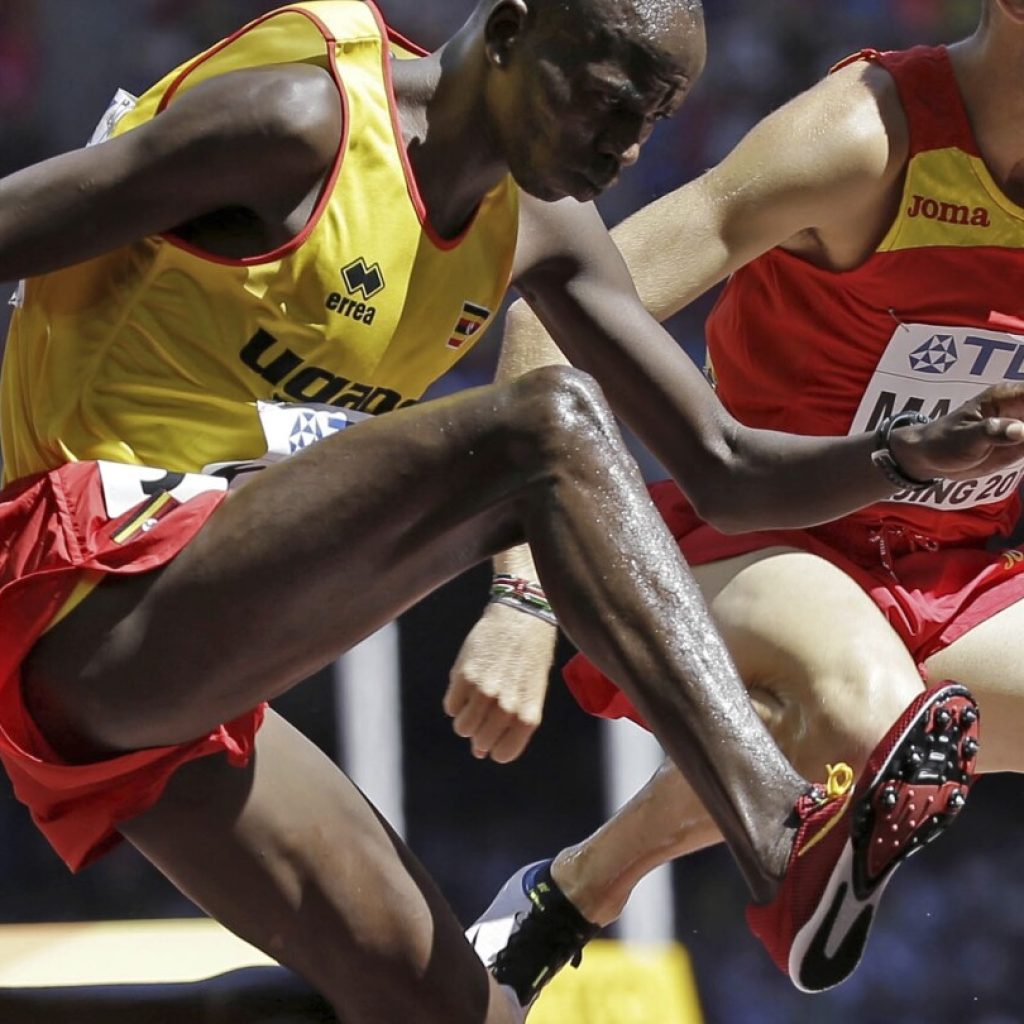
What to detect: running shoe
<box><xmin>466</xmin><ymin>860</ymin><xmax>599</xmax><ymax>1008</ymax></box>
<box><xmin>747</xmin><ymin>681</ymin><xmax>980</xmax><ymax>993</ymax></box>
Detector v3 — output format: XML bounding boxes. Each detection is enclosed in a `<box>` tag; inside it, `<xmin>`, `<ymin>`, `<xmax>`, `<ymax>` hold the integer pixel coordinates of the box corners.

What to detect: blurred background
<box><xmin>2</xmin><ymin>2</ymin><xmax>1024</xmax><ymax>1022</ymax></box>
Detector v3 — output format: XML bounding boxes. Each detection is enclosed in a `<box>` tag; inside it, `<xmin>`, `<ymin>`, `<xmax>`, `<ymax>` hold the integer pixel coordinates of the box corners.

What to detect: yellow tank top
<box><xmin>1</xmin><ymin>1</ymin><xmax>519</xmax><ymax>483</ymax></box>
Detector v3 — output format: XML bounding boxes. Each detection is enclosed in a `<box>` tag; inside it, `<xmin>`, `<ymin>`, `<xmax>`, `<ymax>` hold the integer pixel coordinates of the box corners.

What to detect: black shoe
<box><xmin>466</xmin><ymin>860</ymin><xmax>600</xmax><ymax>1008</ymax></box>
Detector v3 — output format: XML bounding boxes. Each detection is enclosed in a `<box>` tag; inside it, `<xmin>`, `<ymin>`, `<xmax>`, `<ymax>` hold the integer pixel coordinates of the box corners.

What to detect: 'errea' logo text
<box><xmin>325</xmin><ymin>258</ymin><xmax>385</xmax><ymax>326</ymax></box>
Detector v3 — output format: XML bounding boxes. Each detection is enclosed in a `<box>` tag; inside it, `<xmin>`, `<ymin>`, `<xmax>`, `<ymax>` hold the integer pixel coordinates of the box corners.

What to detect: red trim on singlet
<box><xmin>364</xmin><ymin>1</ymin><xmax>483</xmax><ymax>251</ymax></box>
<box><xmin>382</xmin><ymin>16</ymin><xmax>428</xmax><ymax>59</ymax></box>
<box><xmin>153</xmin><ymin>6</ymin><xmax>351</xmax><ymax>268</ymax></box>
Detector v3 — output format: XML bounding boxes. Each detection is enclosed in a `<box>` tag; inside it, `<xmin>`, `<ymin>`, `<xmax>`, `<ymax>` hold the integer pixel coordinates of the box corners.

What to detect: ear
<box><xmin>484</xmin><ymin>0</ymin><xmax>531</xmax><ymax>68</ymax></box>
<box><xmin>995</xmin><ymin>0</ymin><xmax>1024</xmax><ymax>23</ymax></box>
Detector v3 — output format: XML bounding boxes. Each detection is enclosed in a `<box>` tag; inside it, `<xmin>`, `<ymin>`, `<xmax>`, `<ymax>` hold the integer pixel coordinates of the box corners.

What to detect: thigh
<box><xmin>24</xmin><ymin>373</ymin><xmax>568</xmax><ymax>749</ymax></box>
<box><xmin>119</xmin><ymin>711</ymin><xmax>515</xmax><ymax>1024</ymax></box>
<box><xmin>924</xmin><ymin>599</ymin><xmax>1024</xmax><ymax>774</ymax></box>
<box><xmin>692</xmin><ymin>547</ymin><xmax>924</xmax><ymax>775</ymax></box>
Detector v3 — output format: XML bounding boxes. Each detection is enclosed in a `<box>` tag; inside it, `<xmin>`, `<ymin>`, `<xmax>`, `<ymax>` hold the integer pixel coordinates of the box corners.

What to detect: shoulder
<box><xmin>142</xmin><ymin>63</ymin><xmax>343</xmax><ymax>183</ymax></box>
<box><xmin>200</xmin><ymin>63</ymin><xmax>343</xmax><ymax>170</ymax></box>
<box><xmin>815</xmin><ymin>57</ymin><xmax>909</xmax><ymax>173</ymax></box>
<box><xmin>732</xmin><ymin>57</ymin><xmax>907</xmax><ymax>188</ymax></box>
<box><xmin>698</xmin><ymin>56</ymin><xmax>908</xmax><ymax>241</ymax></box>
<box><xmin>513</xmin><ymin>195</ymin><xmax>620</xmax><ymax>292</ymax></box>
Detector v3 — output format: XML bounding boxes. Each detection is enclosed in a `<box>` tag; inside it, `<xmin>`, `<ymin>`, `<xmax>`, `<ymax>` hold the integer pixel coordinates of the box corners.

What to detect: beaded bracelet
<box><xmin>489</xmin><ymin>574</ymin><xmax>558</xmax><ymax>627</ymax></box>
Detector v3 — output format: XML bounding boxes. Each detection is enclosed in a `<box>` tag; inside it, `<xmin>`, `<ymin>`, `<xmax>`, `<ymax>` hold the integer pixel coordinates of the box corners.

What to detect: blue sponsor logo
<box><xmin>287</xmin><ymin>410</ymin><xmax>350</xmax><ymax>454</ymax></box>
<box><xmin>909</xmin><ymin>335</ymin><xmax>958</xmax><ymax>375</ymax></box>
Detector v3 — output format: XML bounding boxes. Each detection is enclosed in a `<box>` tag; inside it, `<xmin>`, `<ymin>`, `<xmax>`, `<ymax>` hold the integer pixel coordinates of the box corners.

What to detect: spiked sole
<box><xmin>790</xmin><ymin>683</ymin><xmax>979</xmax><ymax>993</ymax></box>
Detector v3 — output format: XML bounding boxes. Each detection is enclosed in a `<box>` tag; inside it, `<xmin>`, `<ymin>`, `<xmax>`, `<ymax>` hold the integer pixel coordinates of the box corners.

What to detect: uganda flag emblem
<box><xmin>447</xmin><ymin>301</ymin><xmax>491</xmax><ymax>349</ymax></box>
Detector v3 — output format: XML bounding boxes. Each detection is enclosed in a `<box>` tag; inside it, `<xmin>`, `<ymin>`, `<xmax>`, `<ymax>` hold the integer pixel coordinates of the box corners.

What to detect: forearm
<box><xmin>492</xmin><ymin>303</ymin><xmax>566</xmax><ymax>579</ymax></box>
<box><xmin>519</xmin><ymin>280</ymin><xmax>898</xmax><ymax>532</ymax></box>
<box><xmin>496</xmin><ymin>301</ymin><xmax>569</xmax><ymax>383</ymax></box>
<box><xmin>553</xmin><ymin>313</ymin><xmax>898</xmax><ymax>530</ymax></box>
<box><xmin>687</xmin><ymin>425</ymin><xmax>896</xmax><ymax>533</ymax></box>
<box><xmin>598</xmin><ymin>359</ymin><xmax>897</xmax><ymax>533</ymax></box>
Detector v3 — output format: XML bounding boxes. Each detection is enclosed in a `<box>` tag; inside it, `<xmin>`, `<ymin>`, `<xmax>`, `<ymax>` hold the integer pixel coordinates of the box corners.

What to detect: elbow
<box><xmin>671</xmin><ymin>448</ymin><xmax>753</xmax><ymax>532</ymax></box>
<box><xmin>675</xmin><ymin>425</ymin><xmax>758</xmax><ymax>535</ymax></box>
<box><xmin>686</xmin><ymin>481</ymin><xmax>752</xmax><ymax>535</ymax></box>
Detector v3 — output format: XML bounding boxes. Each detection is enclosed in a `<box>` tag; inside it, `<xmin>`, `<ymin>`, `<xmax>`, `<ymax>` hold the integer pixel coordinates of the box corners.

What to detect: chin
<box><xmin>509</xmin><ymin>175</ymin><xmax>561</xmax><ymax>202</ymax></box>
<box><xmin>507</xmin><ymin>156</ymin><xmax>570</xmax><ymax>203</ymax></box>
<box><xmin>514</xmin><ymin>175</ymin><xmax>573</xmax><ymax>203</ymax></box>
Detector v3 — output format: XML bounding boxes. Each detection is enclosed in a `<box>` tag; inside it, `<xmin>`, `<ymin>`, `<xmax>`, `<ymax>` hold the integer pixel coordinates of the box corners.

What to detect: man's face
<box><xmin>491</xmin><ymin>7</ymin><xmax>704</xmax><ymax>202</ymax></box>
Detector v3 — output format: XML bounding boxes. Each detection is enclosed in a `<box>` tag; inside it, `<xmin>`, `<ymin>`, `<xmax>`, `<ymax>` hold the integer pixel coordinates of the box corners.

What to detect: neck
<box><xmin>949</xmin><ymin>23</ymin><xmax>1024</xmax><ymax>200</ymax></box>
<box><xmin>390</xmin><ymin>26</ymin><xmax>509</xmax><ymax>239</ymax></box>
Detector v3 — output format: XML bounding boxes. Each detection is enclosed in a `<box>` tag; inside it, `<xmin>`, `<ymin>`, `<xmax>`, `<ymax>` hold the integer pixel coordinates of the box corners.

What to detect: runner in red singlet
<box><xmin>460</xmin><ymin>0</ymin><xmax>1024</xmax><ymax>1001</ymax></box>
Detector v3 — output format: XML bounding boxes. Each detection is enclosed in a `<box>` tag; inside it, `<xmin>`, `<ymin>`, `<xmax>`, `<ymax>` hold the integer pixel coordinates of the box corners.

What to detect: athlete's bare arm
<box><xmin>0</xmin><ymin>64</ymin><xmax>341</xmax><ymax>275</ymax></box>
<box><xmin>510</xmin><ymin>190</ymin><xmax>1024</xmax><ymax>530</ymax></box>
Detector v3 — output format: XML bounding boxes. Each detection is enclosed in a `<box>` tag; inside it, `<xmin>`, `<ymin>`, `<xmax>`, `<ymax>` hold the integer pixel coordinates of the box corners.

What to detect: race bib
<box><xmin>850</xmin><ymin>322</ymin><xmax>1024</xmax><ymax>511</ymax></box>
<box><xmin>88</xmin><ymin>87</ymin><xmax>138</xmax><ymax>147</ymax></box>
<box><xmin>97</xmin><ymin>462</ymin><xmax>228</xmax><ymax>519</ymax></box>
<box><xmin>200</xmin><ymin>400</ymin><xmax>371</xmax><ymax>480</ymax></box>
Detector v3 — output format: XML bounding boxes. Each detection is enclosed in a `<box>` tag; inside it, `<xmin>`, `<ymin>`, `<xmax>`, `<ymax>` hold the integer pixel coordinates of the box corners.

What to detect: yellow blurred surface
<box><xmin>0</xmin><ymin>922</ymin><xmax>704</xmax><ymax>1024</ymax></box>
<box><xmin>0</xmin><ymin>919</ymin><xmax>273</xmax><ymax>986</ymax></box>
<box><xmin>529</xmin><ymin>940</ymin><xmax>704</xmax><ymax>1024</ymax></box>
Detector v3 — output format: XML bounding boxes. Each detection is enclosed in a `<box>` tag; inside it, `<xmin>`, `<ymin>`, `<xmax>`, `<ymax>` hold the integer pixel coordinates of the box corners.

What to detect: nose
<box><xmin>620</xmin><ymin>142</ymin><xmax>641</xmax><ymax>167</ymax></box>
<box><xmin>598</xmin><ymin>117</ymin><xmax>650</xmax><ymax>169</ymax></box>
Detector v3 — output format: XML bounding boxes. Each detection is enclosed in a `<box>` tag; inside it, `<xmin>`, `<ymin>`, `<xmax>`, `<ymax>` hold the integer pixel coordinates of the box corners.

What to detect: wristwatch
<box><xmin>871</xmin><ymin>410</ymin><xmax>938</xmax><ymax>491</ymax></box>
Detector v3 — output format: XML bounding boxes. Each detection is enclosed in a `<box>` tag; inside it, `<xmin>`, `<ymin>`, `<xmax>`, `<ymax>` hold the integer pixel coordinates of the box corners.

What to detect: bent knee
<box><xmin>513</xmin><ymin>366</ymin><xmax>612</xmax><ymax>435</ymax></box>
<box><xmin>507</xmin><ymin>366</ymin><xmax>624</xmax><ymax>466</ymax></box>
<box><xmin>752</xmin><ymin>664</ymin><xmax>921</xmax><ymax>778</ymax></box>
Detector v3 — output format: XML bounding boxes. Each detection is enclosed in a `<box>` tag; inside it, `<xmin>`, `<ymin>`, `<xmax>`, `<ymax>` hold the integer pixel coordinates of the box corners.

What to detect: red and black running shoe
<box><xmin>747</xmin><ymin>682</ymin><xmax>979</xmax><ymax>993</ymax></box>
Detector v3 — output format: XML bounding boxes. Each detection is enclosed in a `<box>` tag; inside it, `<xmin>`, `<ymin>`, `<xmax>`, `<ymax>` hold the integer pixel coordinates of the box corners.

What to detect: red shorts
<box><xmin>0</xmin><ymin>460</ymin><xmax>266</xmax><ymax>871</ymax></box>
<box><xmin>565</xmin><ymin>479</ymin><xmax>1024</xmax><ymax>729</ymax></box>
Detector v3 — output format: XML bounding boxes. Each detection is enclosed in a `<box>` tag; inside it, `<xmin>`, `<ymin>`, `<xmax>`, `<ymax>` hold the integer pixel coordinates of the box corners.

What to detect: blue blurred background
<box><xmin>2</xmin><ymin>2</ymin><xmax>1023</xmax><ymax>1022</ymax></box>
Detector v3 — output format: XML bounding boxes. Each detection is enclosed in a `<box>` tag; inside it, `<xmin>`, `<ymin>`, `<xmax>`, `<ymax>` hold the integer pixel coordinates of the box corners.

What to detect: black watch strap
<box><xmin>871</xmin><ymin>411</ymin><xmax>938</xmax><ymax>491</ymax></box>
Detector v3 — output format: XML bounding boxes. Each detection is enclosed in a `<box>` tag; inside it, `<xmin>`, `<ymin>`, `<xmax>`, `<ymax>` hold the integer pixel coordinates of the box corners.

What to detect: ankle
<box><xmin>747</xmin><ymin>830</ymin><xmax>793</xmax><ymax>904</ymax></box>
<box><xmin>743</xmin><ymin>779</ymin><xmax>810</xmax><ymax>904</ymax></box>
<box><xmin>550</xmin><ymin>849</ymin><xmax>625</xmax><ymax>928</ymax></box>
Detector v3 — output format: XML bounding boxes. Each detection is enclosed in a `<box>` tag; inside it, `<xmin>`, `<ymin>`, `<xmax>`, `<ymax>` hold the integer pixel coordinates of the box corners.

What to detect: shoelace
<box><xmin>493</xmin><ymin>903</ymin><xmax>590</xmax><ymax>980</ymax></box>
<box><xmin>794</xmin><ymin>762</ymin><xmax>858</xmax><ymax>860</ymax></box>
<box><xmin>803</xmin><ymin>761</ymin><xmax>855</xmax><ymax>810</ymax></box>
<box><xmin>823</xmin><ymin>762</ymin><xmax>855</xmax><ymax>800</ymax></box>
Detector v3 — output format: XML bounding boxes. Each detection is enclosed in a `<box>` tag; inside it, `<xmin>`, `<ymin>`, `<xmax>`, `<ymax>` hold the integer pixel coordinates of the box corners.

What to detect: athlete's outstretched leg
<box><xmin>118</xmin><ymin>711</ymin><xmax>522</xmax><ymax>1024</ymax></box>
<box><xmin>550</xmin><ymin>547</ymin><xmax>927</xmax><ymax>925</ymax></box>
<box><xmin>23</xmin><ymin>368</ymin><xmax>966</xmax><ymax>1005</ymax></box>
<box><xmin>26</xmin><ymin>368</ymin><xmax>806</xmax><ymax>901</ymax></box>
